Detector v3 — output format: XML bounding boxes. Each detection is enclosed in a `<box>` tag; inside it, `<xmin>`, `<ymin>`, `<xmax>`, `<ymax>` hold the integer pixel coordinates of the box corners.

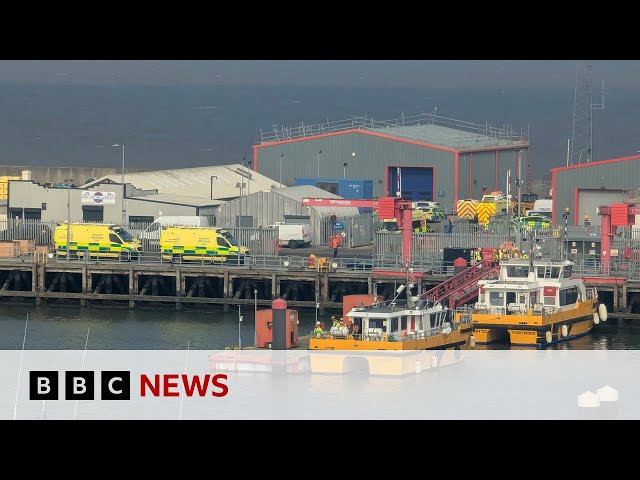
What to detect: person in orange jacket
<box><xmin>331</xmin><ymin>235</ymin><xmax>340</xmax><ymax>258</ymax></box>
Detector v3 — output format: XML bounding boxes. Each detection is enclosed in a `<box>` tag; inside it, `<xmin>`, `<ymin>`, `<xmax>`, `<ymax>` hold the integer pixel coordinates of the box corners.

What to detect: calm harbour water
<box><xmin>0</xmin><ymin>304</ymin><xmax>638</xmax><ymax>350</ymax></box>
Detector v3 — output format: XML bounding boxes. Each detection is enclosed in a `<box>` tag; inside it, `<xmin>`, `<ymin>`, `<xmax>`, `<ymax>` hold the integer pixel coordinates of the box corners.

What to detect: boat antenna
<box><xmin>13</xmin><ymin>313</ymin><xmax>29</xmax><ymax>420</ymax></box>
<box><xmin>73</xmin><ymin>327</ymin><xmax>91</xmax><ymax>420</ymax></box>
<box><xmin>390</xmin><ymin>284</ymin><xmax>406</xmax><ymax>304</ymax></box>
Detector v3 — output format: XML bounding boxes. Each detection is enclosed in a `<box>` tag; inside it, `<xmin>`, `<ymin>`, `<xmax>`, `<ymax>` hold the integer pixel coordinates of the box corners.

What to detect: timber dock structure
<box><xmin>1</xmin><ymin>255</ymin><xmax>640</xmax><ymax>329</ymax></box>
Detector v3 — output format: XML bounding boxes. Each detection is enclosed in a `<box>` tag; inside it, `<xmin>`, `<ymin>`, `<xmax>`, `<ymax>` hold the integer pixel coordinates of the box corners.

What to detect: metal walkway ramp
<box><xmin>421</xmin><ymin>260</ymin><xmax>500</xmax><ymax>308</ymax></box>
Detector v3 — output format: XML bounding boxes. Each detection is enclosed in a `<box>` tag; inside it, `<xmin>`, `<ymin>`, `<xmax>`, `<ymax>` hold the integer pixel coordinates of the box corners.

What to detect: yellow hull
<box><xmin>308</xmin><ymin>326</ymin><xmax>472</xmax><ymax>375</ymax></box>
<box><xmin>471</xmin><ymin>328</ymin><xmax>508</xmax><ymax>344</ymax></box>
<box><xmin>309</xmin><ymin>348</ymin><xmax>465</xmax><ymax>376</ymax></box>
<box><xmin>470</xmin><ymin>299</ymin><xmax>596</xmax><ymax>347</ymax></box>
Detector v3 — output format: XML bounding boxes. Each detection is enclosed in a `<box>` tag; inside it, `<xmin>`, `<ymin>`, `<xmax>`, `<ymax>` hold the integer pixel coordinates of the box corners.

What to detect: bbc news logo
<box><xmin>29</xmin><ymin>371</ymin><xmax>229</xmax><ymax>400</ymax></box>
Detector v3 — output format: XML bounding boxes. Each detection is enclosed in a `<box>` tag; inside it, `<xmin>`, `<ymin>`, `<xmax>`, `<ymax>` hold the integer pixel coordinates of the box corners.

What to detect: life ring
<box><xmin>353</xmin><ymin>324</ymin><xmax>359</xmax><ymax>333</ymax></box>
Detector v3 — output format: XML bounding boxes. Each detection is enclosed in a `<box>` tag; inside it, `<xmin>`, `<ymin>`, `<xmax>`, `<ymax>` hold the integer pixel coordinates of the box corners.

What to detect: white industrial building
<box><xmin>82</xmin><ymin>164</ymin><xmax>282</xmax><ymax>201</ymax></box>
<box><xmin>215</xmin><ymin>185</ymin><xmax>372</xmax><ymax>247</ymax></box>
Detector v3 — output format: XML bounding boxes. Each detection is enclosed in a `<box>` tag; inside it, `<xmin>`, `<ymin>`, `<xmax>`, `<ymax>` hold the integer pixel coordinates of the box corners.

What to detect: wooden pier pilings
<box><xmin>0</xmin><ymin>260</ymin><xmax>446</xmax><ymax>312</ymax></box>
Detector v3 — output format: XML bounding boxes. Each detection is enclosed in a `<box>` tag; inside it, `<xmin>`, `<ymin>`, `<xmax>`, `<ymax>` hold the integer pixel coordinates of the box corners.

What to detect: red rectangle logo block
<box><xmin>611</xmin><ymin>203</ymin><xmax>630</xmax><ymax>226</ymax></box>
<box><xmin>543</xmin><ymin>286</ymin><xmax>557</xmax><ymax>297</ymax></box>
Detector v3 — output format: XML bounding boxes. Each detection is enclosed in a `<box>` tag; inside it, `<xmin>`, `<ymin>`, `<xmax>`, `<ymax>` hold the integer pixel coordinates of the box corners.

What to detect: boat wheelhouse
<box><xmin>310</xmin><ymin>293</ymin><xmax>472</xmax><ymax>352</ymax></box>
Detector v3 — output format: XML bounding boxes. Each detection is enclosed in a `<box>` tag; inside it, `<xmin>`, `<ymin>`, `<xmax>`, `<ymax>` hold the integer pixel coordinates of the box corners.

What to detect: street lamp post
<box><xmin>65</xmin><ymin>175</ymin><xmax>73</xmax><ymax>262</ymax></box>
<box><xmin>317</xmin><ymin>150</ymin><xmax>322</xmax><ymax>178</ymax></box>
<box><xmin>315</xmin><ymin>289</ymin><xmax>319</xmax><ymax>326</ymax></box>
<box><xmin>562</xmin><ymin>207</ymin><xmax>570</xmax><ymax>260</ymax></box>
<box><xmin>279</xmin><ymin>153</ymin><xmax>283</xmax><ymax>185</ymax></box>
<box><xmin>254</xmin><ymin>289</ymin><xmax>258</xmax><ymax>347</ymax></box>
<box><xmin>112</xmin><ymin>144</ymin><xmax>126</xmax><ymax>225</ymax></box>
<box><xmin>238</xmin><ymin>305</ymin><xmax>243</xmax><ymax>350</ymax></box>
<box><xmin>343</xmin><ymin>162</ymin><xmax>348</xmax><ymax>179</ymax></box>
<box><xmin>210</xmin><ymin>175</ymin><xmax>217</xmax><ymax>200</ymax></box>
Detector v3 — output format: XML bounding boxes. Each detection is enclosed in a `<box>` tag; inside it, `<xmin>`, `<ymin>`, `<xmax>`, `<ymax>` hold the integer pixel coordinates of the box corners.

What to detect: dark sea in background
<box><xmin>1</xmin><ymin>84</ymin><xmax>639</xmax><ymax>176</ymax></box>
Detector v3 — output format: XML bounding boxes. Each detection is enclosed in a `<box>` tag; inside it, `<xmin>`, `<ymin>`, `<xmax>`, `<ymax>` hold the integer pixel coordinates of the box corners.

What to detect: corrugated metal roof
<box><xmin>128</xmin><ymin>193</ymin><xmax>225</xmax><ymax>207</ymax></box>
<box><xmin>272</xmin><ymin>185</ymin><xmax>360</xmax><ymax>217</ymax></box>
<box><xmin>81</xmin><ymin>164</ymin><xmax>282</xmax><ymax>200</ymax></box>
<box><xmin>259</xmin><ymin>112</ymin><xmax>528</xmax><ymax>151</ymax></box>
<box><xmin>371</xmin><ymin>123</ymin><xmax>525</xmax><ymax>150</ymax></box>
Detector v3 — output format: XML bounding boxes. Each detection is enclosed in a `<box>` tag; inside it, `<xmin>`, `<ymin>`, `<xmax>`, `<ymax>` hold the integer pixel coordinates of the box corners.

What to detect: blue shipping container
<box><xmin>294</xmin><ymin>178</ymin><xmax>374</xmax><ymax>200</ymax></box>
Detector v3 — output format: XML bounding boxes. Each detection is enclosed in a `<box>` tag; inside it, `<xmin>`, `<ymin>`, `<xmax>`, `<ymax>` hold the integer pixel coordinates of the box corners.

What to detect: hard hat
<box><xmin>316</xmin><ymin>321</ymin><xmax>320</xmax><ymax>325</ymax></box>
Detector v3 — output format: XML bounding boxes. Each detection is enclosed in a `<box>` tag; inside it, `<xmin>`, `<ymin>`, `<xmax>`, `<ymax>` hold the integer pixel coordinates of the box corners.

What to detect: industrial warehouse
<box><xmin>253</xmin><ymin>112</ymin><xmax>530</xmax><ymax>212</ymax></box>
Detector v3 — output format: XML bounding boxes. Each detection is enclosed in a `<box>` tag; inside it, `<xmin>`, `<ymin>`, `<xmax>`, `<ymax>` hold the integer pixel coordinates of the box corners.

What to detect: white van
<box><xmin>141</xmin><ymin>216</ymin><xmax>210</xmax><ymax>250</ymax></box>
<box><xmin>268</xmin><ymin>222</ymin><xmax>312</xmax><ymax>249</ymax></box>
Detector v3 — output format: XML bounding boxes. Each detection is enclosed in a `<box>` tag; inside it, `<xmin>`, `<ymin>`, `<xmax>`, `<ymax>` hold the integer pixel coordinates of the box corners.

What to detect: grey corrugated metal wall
<box><xmin>466</xmin><ymin>149</ymin><xmax>521</xmax><ymax>201</ymax></box>
<box><xmin>462</xmin><ymin>150</ymin><xmax>509</xmax><ymax>199</ymax></box>
<box><xmin>255</xmin><ymin>132</ymin><xmax>455</xmax><ymax>201</ymax></box>
<box><xmin>554</xmin><ymin>159</ymin><xmax>640</xmax><ymax>224</ymax></box>
<box><xmin>8</xmin><ymin>181</ymin><xmax>200</xmax><ymax>223</ymax></box>
<box><xmin>255</xmin><ymin>132</ymin><xmax>527</xmax><ymax>214</ymax></box>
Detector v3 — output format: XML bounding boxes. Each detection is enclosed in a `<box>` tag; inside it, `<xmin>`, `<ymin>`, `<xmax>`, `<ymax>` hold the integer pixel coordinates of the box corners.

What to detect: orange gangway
<box><xmin>421</xmin><ymin>259</ymin><xmax>500</xmax><ymax>308</ymax></box>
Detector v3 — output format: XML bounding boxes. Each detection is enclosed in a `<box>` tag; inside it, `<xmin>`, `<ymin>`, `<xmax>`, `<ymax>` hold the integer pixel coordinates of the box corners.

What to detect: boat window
<box><xmin>369</xmin><ymin>318</ymin><xmax>387</xmax><ymax>332</ymax></box>
<box><xmin>529</xmin><ymin>291</ymin><xmax>538</xmax><ymax>306</ymax></box>
<box><xmin>544</xmin><ymin>297</ymin><xmax>556</xmax><ymax>306</ymax></box>
<box><xmin>559</xmin><ymin>287</ymin><xmax>578</xmax><ymax>306</ymax></box>
<box><xmin>401</xmin><ymin>317</ymin><xmax>407</xmax><ymax>331</ymax></box>
<box><xmin>489</xmin><ymin>291</ymin><xmax>504</xmax><ymax>306</ymax></box>
<box><xmin>391</xmin><ymin>318</ymin><xmax>398</xmax><ymax>332</ymax></box>
<box><xmin>507</xmin><ymin>266</ymin><xmax>529</xmax><ymax>278</ymax></box>
<box><xmin>536</xmin><ymin>266</ymin><xmax>562</xmax><ymax>279</ymax></box>
<box><xmin>479</xmin><ymin>294</ymin><xmax>485</xmax><ymax>302</ymax></box>
<box><xmin>563</xmin><ymin>266</ymin><xmax>572</xmax><ymax>278</ymax></box>
<box><xmin>518</xmin><ymin>293</ymin><xmax>527</xmax><ymax>304</ymax></box>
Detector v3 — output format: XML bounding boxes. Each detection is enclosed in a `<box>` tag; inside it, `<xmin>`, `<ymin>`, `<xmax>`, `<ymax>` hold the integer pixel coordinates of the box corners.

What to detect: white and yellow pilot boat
<box><xmin>462</xmin><ymin>258</ymin><xmax>606</xmax><ymax>348</ymax></box>
<box><xmin>309</xmin><ymin>286</ymin><xmax>473</xmax><ymax>375</ymax></box>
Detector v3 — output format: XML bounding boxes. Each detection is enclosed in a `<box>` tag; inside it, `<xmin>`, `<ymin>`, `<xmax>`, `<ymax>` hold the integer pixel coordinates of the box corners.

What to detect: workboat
<box><xmin>309</xmin><ymin>285</ymin><xmax>473</xmax><ymax>375</ymax></box>
<box><xmin>464</xmin><ymin>257</ymin><xmax>606</xmax><ymax>348</ymax></box>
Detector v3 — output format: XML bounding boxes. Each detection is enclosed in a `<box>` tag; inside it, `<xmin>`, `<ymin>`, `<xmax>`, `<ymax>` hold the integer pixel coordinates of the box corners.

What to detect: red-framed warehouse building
<box><xmin>252</xmin><ymin>113</ymin><xmax>529</xmax><ymax>212</ymax></box>
<box><xmin>551</xmin><ymin>154</ymin><xmax>640</xmax><ymax>226</ymax></box>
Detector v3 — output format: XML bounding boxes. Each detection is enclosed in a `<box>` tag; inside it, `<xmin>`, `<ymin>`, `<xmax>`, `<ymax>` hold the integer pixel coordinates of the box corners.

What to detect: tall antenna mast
<box><xmin>570</xmin><ymin>61</ymin><xmax>605</xmax><ymax>165</ymax></box>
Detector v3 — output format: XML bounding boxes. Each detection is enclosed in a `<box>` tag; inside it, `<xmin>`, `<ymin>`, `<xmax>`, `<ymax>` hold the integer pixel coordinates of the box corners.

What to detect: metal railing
<box><xmin>260</xmin><ymin>112</ymin><xmax>527</xmax><ymax>148</ymax></box>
